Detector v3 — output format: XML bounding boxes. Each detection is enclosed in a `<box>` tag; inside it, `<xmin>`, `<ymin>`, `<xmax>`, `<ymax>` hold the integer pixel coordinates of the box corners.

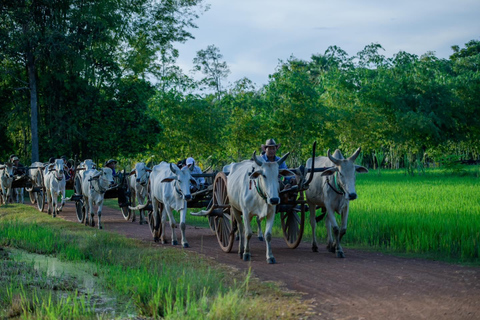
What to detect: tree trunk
<box><xmin>27</xmin><ymin>50</ymin><xmax>39</xmax><ymax>163</ymax></box>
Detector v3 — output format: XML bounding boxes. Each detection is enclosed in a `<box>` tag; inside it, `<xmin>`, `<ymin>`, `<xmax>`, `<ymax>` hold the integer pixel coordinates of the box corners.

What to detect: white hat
<box><xmin>186</xmin><ymin>157</ymin><xmax>195</xmax><ymax>166</ymax></box>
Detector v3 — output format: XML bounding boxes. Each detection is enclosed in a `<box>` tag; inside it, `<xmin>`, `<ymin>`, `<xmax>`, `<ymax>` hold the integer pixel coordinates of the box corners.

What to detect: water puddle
<box><xmin>8</xmin><ymin>248</ymin><xmax>136</xmax><ymax>318</ymax></box>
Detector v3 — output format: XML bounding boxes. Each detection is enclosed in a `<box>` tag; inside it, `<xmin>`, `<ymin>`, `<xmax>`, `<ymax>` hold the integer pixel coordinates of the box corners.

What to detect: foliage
<box><xmin>192</xmin><ymin>44</ymin><xmax>230</xmax><ymax>96</ymax></box>
<box><xmin>0</xmin><ymin>0</ymin><xmax>205</xmax><ymax>163</ymax></box>
<box><xmin>1</xmin><ymin>0</ymin><xmax>479</xmax><ymax>171</ymax></box>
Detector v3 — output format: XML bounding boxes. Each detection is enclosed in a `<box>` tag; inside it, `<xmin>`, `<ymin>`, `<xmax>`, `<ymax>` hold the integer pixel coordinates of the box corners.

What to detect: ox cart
<box><xmin>144</xmin><ymin>143</ymin><xmax>326</xmax><ymax>254</ymax></box>
<box><xmin>24</xmin><ymin>159</ymin><xmax>77</xmax><ymax>212</ymax></box>
<box><xmin>70</xmin><ymin>165</ymin><xmax>131</xmax><ymax>226</ymax></box>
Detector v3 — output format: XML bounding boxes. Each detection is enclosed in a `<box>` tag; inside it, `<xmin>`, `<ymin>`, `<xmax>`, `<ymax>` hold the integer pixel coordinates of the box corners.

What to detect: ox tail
<box><xmin>129</xmin><ymin>203</ymin><xmax>149</xmax><ymax>211</ymax></box>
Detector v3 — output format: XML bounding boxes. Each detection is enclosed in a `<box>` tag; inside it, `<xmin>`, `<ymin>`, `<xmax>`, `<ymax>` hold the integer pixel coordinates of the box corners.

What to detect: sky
<box><xmin>175</xmin><ymin>0</ymin><xmax>480</xmax><ymax>88</ymax></box>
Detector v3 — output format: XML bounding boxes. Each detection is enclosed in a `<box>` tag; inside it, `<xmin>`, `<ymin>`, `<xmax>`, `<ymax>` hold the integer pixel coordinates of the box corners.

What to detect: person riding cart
<box><xmin>186</xmin><ymin>157</ymin><xmax>206</xmax><ymax>192</ymax></box>
<box><xmin>105</xmin><ymin>159</ymin><xmax>118</xmax><ymax>177</ymax></box>
<box><xmin>10</xmin><ymin>156</ymin><xmax>26</xmax><ymax>176</ymax></box>
<box><xmin>104</xmin><ymin>159</ymin><xmax>129</xmax><ymax>207</ymax></box>
<box><xmin>261</xmin><ymin>139</ymin><xmax>294</xmax><ymax>189</ymax></box>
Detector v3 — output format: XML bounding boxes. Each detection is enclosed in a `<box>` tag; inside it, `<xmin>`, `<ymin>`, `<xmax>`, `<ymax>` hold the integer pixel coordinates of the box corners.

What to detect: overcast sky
<box><xmin>175</xmin><ymin>0</ymin><xmax>480</xmax><ymax>88</ymax></box>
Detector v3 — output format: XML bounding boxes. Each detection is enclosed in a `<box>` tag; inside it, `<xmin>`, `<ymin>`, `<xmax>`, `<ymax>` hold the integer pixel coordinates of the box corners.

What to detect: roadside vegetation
<box><xmin>0</xmin><ymin>205</ymin><xmax>308</xmax><ymax>319</ymax></box>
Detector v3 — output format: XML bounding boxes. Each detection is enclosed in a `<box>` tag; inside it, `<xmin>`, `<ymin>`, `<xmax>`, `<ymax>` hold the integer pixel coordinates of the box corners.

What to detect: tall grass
<box><xmin>0</xmin><ymin>205</ymin><xmax>306</xmax><ymax>319</ymax></box>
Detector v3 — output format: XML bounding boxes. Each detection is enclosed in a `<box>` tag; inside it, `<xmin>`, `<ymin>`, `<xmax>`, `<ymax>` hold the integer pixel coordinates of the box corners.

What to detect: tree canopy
<box><xmin>1</xmin><ymin>2</ymin><xmax>479</xmax><ymax>169</ymax></box>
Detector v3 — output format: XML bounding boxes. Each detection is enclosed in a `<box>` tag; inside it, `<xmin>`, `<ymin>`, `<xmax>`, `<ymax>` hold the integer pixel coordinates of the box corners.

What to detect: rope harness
<box><xmin>89</xmin><ymin>176</ymin><xmax>110</xmax><ymax>194</ymax></box>
<box><xmin>253</xmin><ymin>180</ymin><xmax>268</xmax><ymax>202</ymax></box>
<box><xmin>174</xmin><ymin>180</ymin><xmax>183</xmax><ymax>197</ymax></box>
<box><xmin>326</xmin><ymin>171</ymin><xmax>345</xmax><ymax>195</ymax></box>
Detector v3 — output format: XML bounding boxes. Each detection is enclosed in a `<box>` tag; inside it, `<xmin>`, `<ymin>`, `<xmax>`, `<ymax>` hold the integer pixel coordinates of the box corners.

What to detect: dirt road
<box><xmin>49</xmin><ymin>202</ymin><xmax>480</xmax><ymax>319</ymax></box>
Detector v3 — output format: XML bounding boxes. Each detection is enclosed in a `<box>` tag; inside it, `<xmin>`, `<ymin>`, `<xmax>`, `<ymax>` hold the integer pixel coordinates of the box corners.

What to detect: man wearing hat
<box><xmin>261</xmin><ymin>139</ymin><xmax>288</xmax><ymax>170</ymax></box>
<box><xmin>105</xmin><ymin>159</ymin><xmax>118</xmax><ymax>176</ymax></box>
<box><xmin>105</xmin><ymin>159</ymin><xmax>128</xmax><ymax>207</ymax></box>
<box><xmin>185</xmin><ymin>157</ymin><xmax>205</xmax><ymax>189</ymax></box>
<box><xmin>11</xmin><ymin>156</ymin><xmax>26</xmax><ymax>176</ymax></box>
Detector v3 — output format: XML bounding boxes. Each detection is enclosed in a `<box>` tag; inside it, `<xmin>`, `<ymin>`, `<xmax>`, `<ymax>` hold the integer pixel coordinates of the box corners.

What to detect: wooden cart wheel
<box><xmin>280</xmin><ymin>194</ymin><xmax>306</xmax><ymax>249</ymax></box>
<box><xmin>208</xmin><ymin>214</ymin><xmax>216</xmax><ymax>232</ymax></box>
<box><xmin>29</xmin><ymin>190</ymin><xmax>36</xmax><ymax>204</ymax></box>
<box><xmin>36</xmin><ymin>189</ymin><xmax>45</xmax><ymax>212</ymax></box>
<box><xmin>147</xmin><ymin>204</ymin><xmax>162</xmax><ymax>240</ymax></box>
<box><xmin>212</xmin><ymin>172</ymin><xmax>235</xmax><ymax>253</ymax></box>
<box><xmin>35</xmin><ymin>171</ymin><xmax>46</xmax><ymax>212</ymax></box>
<box><xmin>75</xmin><ymin>199</ymin><xmax>85</xmax><ymax>222</ymax></box>
<box><xmin>119</xmin><ymin>173</ymin><xmax>132</xmax><ymax>220</ymax></box>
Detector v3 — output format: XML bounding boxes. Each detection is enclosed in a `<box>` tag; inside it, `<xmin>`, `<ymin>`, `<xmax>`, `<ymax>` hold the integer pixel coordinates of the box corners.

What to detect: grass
<box><xmin>302</xmin><ymin>167</ymin><xmax>480</xmax><ymax>264</ymax></box>
<box><xmin>0</xmin><ymin>205</ymin><xmax>308</xmax><ymax>319</ymax></box>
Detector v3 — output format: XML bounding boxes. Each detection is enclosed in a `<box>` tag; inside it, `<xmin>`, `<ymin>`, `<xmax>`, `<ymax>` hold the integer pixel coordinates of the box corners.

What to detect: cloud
<box><xmin>174</xmin><ymin>0</ymin><xmax>480</xmax><ymax>87</ymax></box>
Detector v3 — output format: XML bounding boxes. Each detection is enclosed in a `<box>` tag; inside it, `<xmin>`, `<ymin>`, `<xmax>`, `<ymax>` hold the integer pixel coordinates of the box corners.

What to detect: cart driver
<box><xmin>105</xmin><ymin>159</ymin><xmax>118</xmax><ymax>177</ymax></box>
<box><xmin>186</xmin><ymin>157</ymin><xmax>205</xmax><ymax>191</ymax></box>
<box><xmin>260</xmin><ymin>139</ymin><xmax>294</xmax><ymax>189</ymax></box>
<box><xmin>11</xmin><ymin>156</ymin><xmax>26</xmax><ymax>176</ymax></box>
<box><xmin>105</xmin><ymin>159</ymin><xmax>128</xmax><ymax>207</ymax></box>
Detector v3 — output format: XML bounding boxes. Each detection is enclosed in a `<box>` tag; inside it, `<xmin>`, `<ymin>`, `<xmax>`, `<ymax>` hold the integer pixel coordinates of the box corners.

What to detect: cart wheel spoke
<box><xmin>280</xmin><ymin>200</ymin><xmax>305</xmax><ymax>249</ymax></box>
<box><xmin>212</xmin><ymin>172</ymin><xmax>234</xmax><ymax>252</ymax></box>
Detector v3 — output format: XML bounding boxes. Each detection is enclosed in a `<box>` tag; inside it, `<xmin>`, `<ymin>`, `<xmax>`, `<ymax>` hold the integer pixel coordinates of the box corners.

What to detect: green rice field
<box><xmin>345</xmin><ymin>168</ymin><xmax>480</xmax><ymax>264</ymax></box>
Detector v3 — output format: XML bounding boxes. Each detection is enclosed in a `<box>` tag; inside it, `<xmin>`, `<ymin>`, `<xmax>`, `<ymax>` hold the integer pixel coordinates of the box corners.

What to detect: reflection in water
<box><xmin>9</xmin><ymin>249</ymin><xmax>135</xmax><ymax>318</ymax></box>
<box><xmin>11</xmin><ymin>249</ymin><xmax>97</xmax><ymax>291</ymax></box>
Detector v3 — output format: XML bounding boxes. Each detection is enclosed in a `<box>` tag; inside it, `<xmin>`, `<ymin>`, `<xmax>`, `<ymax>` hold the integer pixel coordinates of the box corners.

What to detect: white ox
<box><xmin>28</xmin><ymin>162</ymin><xmax>46</xmax><ymax>204</ymax></box>
<box><xmin>129</xmin><ymin>162</ymin><xmax>151</xmax><ymax>224</ymax></box>
<box><xmin>305</xmin><ymin>148</ymin><xmax>368</xmax><ymax>258</ymax></box>
<box><xmin>75</xmin><ymin>159</ymin><xmax>96</xmax><ymax>188</ymax></box>
<box><xmin>44</xmin><ymin>159</ymin><xmax>68</xmax><ymax>217</ymax></box>
<box><xmin>0</xmin><ymin>163</ymin><xmax>15</xmax><ymax>205</ymax></box>
<box><xmin>139</xmin><ymin>162</ymin><xmax>195</xmax><ymax>247</ymax></box>
<box><xmin>82</xmin><ymin>167</ymin><xmax>115</xmax><ymax>229</ymax></box>
<box><xmin>227</xmin><ymin>152</ymin><xmax>293</xmax><ymax>264</ymax></box>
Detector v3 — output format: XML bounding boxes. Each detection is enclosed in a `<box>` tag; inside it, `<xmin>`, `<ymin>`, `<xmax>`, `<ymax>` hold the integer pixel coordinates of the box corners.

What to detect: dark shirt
<box><xmin>13</xmin><ymin>163</ymin><xmax>26</xmax><ymax>176</ymax></box>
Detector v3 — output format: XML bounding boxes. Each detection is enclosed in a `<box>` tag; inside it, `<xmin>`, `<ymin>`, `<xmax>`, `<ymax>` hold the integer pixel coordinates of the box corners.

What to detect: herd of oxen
<box><xmin>0</xmin><ymin>148</ymin><xmax>368</xmax><ymax>264</ymax></box>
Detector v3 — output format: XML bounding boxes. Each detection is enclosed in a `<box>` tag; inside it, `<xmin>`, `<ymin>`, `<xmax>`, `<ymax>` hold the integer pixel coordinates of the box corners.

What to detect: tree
<box><xmin>0</xmin><ymin>0</ymin><xmax>205</xmax><ymax>161</ymax></box>
<box><xmin>192</xmin><ymin>45</ymin><xmax>230</xmax><ymax>96</ymax></box>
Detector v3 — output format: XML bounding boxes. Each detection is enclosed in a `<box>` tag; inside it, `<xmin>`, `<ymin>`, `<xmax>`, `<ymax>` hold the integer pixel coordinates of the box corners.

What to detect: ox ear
<box><xmin>355</xmin><ymin>165</ymin><xmax>369</xmax><ymax>173</ymax></box>
<box><xmin>279</xmin><ymin>169</ymin><xmax>295</xmax><ymax>177</ymax></box>
<box><xmin>161</xmin><ymin>176</ymin><xmax>177</xmax><ymax>183</ymax></box>
<box><xmin>146</xmin><ymin>168</ymin><xmax>152</xmax><ymax>172</ymax></box>
<box><xmin>129</xmin><ymin>169</ymin><xmax>136</xmax><ymax>176</ymax></box>
<box><xmin>48</xmin><ymin>163</ymin><xmax>55</xmax><ymax>170</ymax></box>
<box><xmin>321</xmin><ymin>167</ymin><xmax>337</xmax><ymax>176</ymax></box>
<box><xmin>249</xmin><ymin>170</ymin><xmax>263</xmax><ymax>180</ymax></box>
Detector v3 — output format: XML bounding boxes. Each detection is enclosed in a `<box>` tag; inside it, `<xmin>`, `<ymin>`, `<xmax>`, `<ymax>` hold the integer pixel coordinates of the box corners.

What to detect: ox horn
<box><xmin>277</xmin><ymin>152</ymin><xmax>290</xmax><ymax>166</ymax></box>
<box><xmin>170</xmin><ymin>163</ymin><xmax>177</xmax><ymax>174</ymax></box>
<box><xmin>348</xmin><ymin>147</ymin><xmax>362</xmax><ymax>162</ymax></box>
<box><xmin>253</xmin><ymin>151</ymin><xmax>263</xmax><ymax>166</ymax></box>
<box><xmin>327</xmin><ymin>149</ymin><xmax>341</xmax><ymax>166</ymax></box>
<box><xmin>129</xmin><ymin>203</ymin><xmax>149</xmax><ymax>211</ymax></box>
